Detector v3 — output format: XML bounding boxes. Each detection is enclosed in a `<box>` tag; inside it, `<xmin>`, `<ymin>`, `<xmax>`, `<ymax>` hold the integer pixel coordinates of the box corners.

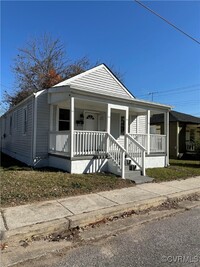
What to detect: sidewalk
<box><xmin>1</xmin><ymin>176</ymin><xmax>200</xmax><ymax>242</ymax></box>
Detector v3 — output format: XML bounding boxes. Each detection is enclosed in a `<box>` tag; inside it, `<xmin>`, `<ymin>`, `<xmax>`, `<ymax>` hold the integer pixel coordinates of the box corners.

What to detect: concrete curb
<box><xmin>3</xmin><ymin>218</ymin><xmax>70</xmax><ymax>244</ymax></box>
<box><xmin>166</xmin><ymin>189</ymin><xmax>200</xmax><ymax>201</ymax></box>
<box><xmin>68</xmin><ymin>196</ymin><xmax>167</xmax><ymax>229</ymax></box>
<box><xmin>2</xmin><ymin>189</ymin><xmax>200</xmax><ymax>244</ymax></box>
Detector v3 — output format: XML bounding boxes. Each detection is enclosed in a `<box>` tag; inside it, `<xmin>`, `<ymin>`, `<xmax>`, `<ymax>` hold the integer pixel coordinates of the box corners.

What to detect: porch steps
<box><xmin>125</xmin><ymin>159</ymin><xmax>154</xmax><ymax>184</ymax></box>
<box><xmin>125</xmin><ymin>172</ymin><xmax>154</xmax><ymax>184</ymax></box>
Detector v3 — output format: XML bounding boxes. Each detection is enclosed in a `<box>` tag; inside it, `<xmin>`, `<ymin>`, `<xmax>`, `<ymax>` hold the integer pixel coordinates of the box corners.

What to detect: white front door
<box><xmin>85</xmin><ymin>112</ymin><xmax>98</xmax><ymax>131</ymax></box>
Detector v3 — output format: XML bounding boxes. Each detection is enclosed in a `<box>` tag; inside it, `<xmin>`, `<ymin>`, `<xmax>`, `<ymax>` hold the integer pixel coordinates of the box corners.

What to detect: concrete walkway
<box><xmin>1</xmin><ymin>177</ymin><xmax>200</xmax><ymax>242</ymax></box>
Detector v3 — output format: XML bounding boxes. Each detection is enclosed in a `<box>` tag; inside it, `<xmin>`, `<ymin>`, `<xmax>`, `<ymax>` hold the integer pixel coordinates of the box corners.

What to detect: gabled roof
<box><xmin>151</xmin><ymin>110</ymin><xmax>200</xmax><ymax>124</ymax></box>
<box><xmin>53</xmin><ymin>64</ymin><xmax>134</xmax><ymax>99</ymax></box>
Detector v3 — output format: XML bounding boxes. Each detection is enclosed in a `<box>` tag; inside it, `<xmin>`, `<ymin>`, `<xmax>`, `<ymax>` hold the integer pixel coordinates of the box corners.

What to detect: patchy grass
<box><xmin>1</xmin><ymin>153</ymin><xmax>200</xmax><ymax>207</ymax></box>
<box><xmin>0</xmin><ymin>153</ymin><xmax>134</xmax><ymax>208</ymax></box>
<box><xmin>146</xmin><ymin>159</ymin><xmax>200</xmax><ymax>182</ymax></box>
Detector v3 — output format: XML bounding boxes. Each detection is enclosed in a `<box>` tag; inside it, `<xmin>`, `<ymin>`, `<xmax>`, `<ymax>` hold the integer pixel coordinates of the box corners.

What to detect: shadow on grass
<box><xmin>170</xmin><ymin>161</ymin><xmax>200</xmax><ymax>169</ymax></box>
<box><xmin>0</xmin><ymin>153</ymin><xmax>29</xmax><ymax>169</ymax></box>
<box><xmin>0</xmin><ymin>153</ymin><xmax>64</xmax><ymax>172</ymax></box>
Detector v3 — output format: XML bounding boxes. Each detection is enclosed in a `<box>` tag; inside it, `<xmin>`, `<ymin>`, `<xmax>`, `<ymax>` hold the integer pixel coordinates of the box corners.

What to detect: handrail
<box><xmin>107</xmin><ymin>133</ymin><xmax>126</xmax><ymax>178</ymax></box>
<box><xmin>150</xmin><ymin>134</ymin><xmax>166</xmax><ymax>137</ymax></box>
<box><xmin>107</xmin><ymin>133</ymin><xmax>127</xmax><ymax>153</ymax></box>
<box><xmin>74</xmin><ymin>130</ymin><xmax>106</xmax><ymax>134</ymax></box>
<box><xmin>126</xmin><ymin>134</ymin><xmax>146</xmax><ymax>151</ymax></box>
<box><xmin>125</xmin><ymin>133</ymin><xmax>146</xmax><ymax>175</ymax></box>
<box><xmin>107</xmin><ymin>133</ymin><xmax>146</xmax><ymax>177</ymax></box>
<box><xmin>129</xmin><ymin>133</ymin><xmax>148</xmax><ymax>150</ymax></box>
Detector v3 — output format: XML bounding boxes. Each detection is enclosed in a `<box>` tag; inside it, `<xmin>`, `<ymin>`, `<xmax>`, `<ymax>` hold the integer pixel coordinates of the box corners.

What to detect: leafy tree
<box><xmin>4</xmin><ymin>34</ymin><xmax>123</xmax><ymax>108</ymax></box>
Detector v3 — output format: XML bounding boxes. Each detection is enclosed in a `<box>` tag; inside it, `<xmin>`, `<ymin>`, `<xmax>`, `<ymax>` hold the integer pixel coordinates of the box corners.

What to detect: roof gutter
<box><xmin>48</xmin><ymin>85</ymin><xmax>171</xmax><ymax>111</ymax></box>
<box><xmin>69</xmin><ymin>85</ymin><xmax>172</xmax><ymax>111</ymax></box>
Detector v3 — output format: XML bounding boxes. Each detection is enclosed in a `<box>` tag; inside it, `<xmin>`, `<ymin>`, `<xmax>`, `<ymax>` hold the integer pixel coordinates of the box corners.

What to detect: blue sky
<box><xmin>1</xmin><ymin>1</ymin><xmax>200</xmax><ymax>116</ymax></box>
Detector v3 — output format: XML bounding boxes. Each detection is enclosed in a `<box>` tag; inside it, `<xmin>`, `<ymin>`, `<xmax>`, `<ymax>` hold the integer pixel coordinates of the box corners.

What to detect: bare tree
<box><xmin>4</xmin><ymin>34</ymin><xmax>124</xmax><ymax>108</ymax></box>
<box><xmin>14</xmin><ymin>34</ymin><xmax>68</xmax><ymax>90</ymax></box>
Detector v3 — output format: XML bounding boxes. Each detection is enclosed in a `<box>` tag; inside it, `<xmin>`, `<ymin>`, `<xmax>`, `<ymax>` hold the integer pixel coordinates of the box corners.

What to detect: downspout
<box><xmin>32</xmin><ymin>92</ymin><xmax>38</xmax><ymax>165</ymax></box>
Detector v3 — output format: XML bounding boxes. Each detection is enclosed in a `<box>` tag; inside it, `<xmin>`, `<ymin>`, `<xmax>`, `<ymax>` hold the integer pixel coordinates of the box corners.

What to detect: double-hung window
<box><xmin>59</xmin><ymin>109</ymin><xmax>70</xmax><ymax>131</ymax></box>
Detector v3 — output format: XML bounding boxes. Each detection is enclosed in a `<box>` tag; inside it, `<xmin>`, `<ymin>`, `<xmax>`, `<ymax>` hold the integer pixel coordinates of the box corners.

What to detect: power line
<box><xmin>134</xmin><ymin>0</ymin><xmax>200</xmax><ymax>45</ymax></box>
<box><xmin>137</xmin><ymin>84</ymin><xmax>200</xmax><ymax>98</ymax></box>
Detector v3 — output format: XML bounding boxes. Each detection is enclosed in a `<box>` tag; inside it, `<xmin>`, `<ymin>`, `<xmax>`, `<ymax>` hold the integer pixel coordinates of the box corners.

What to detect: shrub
<box><xmin>194</xmin><ymin>139</ymin><xmax>200</xmax><ymax>155</ymax></box>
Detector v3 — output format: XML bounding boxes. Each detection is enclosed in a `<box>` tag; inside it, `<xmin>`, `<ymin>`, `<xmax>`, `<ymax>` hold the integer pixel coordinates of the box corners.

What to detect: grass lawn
<box><xmin>1</xmin><ymin>153</ymin><xmax>200</xmax><ymax>207</ymax></box>
<box><xmin>0</xmin><ymin>153</ymin><xmax>134</xmax><ymax>208</ymax></box>
<box><xmin>146</xmin><ymin>159</ymin><xmax>200</xmax><ymax>182</ymax></box>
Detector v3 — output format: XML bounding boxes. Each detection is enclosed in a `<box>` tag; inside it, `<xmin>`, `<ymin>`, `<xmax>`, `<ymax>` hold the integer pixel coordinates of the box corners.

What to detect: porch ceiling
<box><xmin>57</xmin><ymin>98</ymin><xmax>107</xmax><ymax>112</ymax></box>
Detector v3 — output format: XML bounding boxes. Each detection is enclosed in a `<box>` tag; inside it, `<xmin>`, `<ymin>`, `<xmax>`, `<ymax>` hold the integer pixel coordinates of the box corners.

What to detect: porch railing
<box><xmin>107</xmin><ymin>133</ymin><xmax>125</xmax><ymax>178</ymax></box>
<box><xmin>129</xmin><ymin>133</ymin><xmax>166</xmax><ymax>153</ymax></box>
<box><xmin>49</xmin><ymin>131</ymin><xmax>70</xmax><ymax>154</ymax></box>
<box><xmin>150</xmin><ymin>134</ymin><xmax>166</xmax><ymax>153</ymax></box>
<box><xmin>107</xmin><ymin>133</ymin><xmax>146</xmax><ymax>177</ymax></box>
<box><xmin>49</xmin><ymin>131</ymin><xmax>166</xmax><ymax>158</ymax></box>
<box><xmin>73</xmin><ymin>130</ymin><xmax>107</xmax><ymax>156</ymax></box>
<box><xmin>186</xmin><ymin>141</ymin><xmax>195</xmax><ymax>152</ymax></box>
<box><xmin>129</xmin><ymin>134</ymin><xmax>148</xmax><ymax>150</ymax></box>
<box><xmin>125</xmin><ymin>134</ymin><xmax>146</xmax><ymax>175</ymax></box>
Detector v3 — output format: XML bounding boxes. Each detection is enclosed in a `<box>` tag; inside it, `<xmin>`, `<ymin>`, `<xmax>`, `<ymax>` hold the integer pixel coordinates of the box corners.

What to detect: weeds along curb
<box><xmin>2</xmin><ymin>190</ymin><xmax>200</xmax><ymax>244</ymax></box>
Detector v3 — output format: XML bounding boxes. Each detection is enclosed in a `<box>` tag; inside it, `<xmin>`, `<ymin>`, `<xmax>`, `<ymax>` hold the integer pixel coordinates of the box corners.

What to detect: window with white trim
<box><xmin>23</xmin><ymin>107</ymin><xmax>28</xmax><ymax>134</ymax></box>
<box><xmin>59</xmin><ymin>109</ymin><xmax>70</xmax><ymax>131</ymax></box>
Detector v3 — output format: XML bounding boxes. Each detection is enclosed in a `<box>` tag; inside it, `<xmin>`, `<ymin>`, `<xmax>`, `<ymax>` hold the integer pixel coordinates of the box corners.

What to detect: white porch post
<box><xmin>107</xmin><ymin>104</ymin><xmax>111</xmax><ymax>134</ymax></box>
<box><xmin>70</xmin><ymin>97</ymin><xmax>74</xmax><ymax>158</ymax></box>
<box><xmin>147</xmin><ymin>110</ymin><xmax>150</xmax><ymax>154</ymax></box>
<box><xmin>164</xmin><ymin>111</ymin><xmax>170</xmax><ymax>166</ymax></box>
<box><xmin>125</xmin><ymin>108</ymin><xmax>129</xmax><ymax>134</ymax></box>
<box><xmin>125</xmin><ymin>107</ymin><xmax>129</xmax><ymax>150</ymax></box>
<box><xmin>106</xmin><ymin>104</ymin><xmax>111</xmax><ymax>153</ymax></box>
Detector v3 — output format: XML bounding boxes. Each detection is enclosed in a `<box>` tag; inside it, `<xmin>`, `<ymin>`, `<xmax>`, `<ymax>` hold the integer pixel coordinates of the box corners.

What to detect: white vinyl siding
<box><xmin>129</xmin><ymin>115</ymin><xmax>137</xmax><ymax>133</ymax></box>
<box><xmin>1</xmin><ymin>97</ymin><xmax>34</xmax><ymax>165</ymax></box>
<box><xmin>129</xmin><ymin>115</ymin><xmax>147</xmax><ymax>134</ymax></box>
<box><xmin>35</xmin><ymin>91</ymin><xmax>50</xmax><ymax>158</ymax></box>
<box><xmin>13</xmin><ymin>111</ymin><xmax>17</xmax><ymax>130</ymax></box>
<box><xmin>70</xmin><ymin>68</ymin><xmax>132</xmax><ymax>99</ymax></box>
<box><xmin>56</xmin><ymin>66</ymin><xmax>133</xmax><ymax>100</ymax></box>
<box><xmin>137</xmin><ymin>115</ymin><xmax>147</xmax><ymax>134</ymax></box>
<box><xmin>23</xmin><ymin>106</ymin><xmax>28</xmax><ymax>134</ymax></box>
<box><xmin>9</xmin><ymin>115</ymin><xmax>12</xmax><ymax>135</ymax></box>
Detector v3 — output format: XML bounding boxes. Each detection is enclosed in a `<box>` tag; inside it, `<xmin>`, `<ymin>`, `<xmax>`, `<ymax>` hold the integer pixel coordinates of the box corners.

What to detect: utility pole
<box><xmin>148</xmin><ymin>91</ymin><xmax>158</xmax><ymax>101</ymax></box>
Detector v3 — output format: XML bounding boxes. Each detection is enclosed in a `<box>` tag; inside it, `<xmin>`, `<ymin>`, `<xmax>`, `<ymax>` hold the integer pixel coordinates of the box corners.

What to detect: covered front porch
<box><xmin>48</xmin><ymin>89</ymin><xmax>169</xmax><ymax>178</ymax></box>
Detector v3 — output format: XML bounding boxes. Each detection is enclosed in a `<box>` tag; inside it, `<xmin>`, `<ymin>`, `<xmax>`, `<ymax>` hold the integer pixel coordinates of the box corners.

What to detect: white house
<box><xmin>0</xmin><ymin>64</ymin><xmax>171</xmax><ymax>181</ymax></box>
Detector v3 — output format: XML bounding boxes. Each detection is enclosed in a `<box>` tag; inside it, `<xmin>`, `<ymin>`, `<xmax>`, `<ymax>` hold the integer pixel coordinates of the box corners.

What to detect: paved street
<box><xmin>14</xmin><ymin>203</ymin><xmax>200</xmax><ymax>267</ymax></box>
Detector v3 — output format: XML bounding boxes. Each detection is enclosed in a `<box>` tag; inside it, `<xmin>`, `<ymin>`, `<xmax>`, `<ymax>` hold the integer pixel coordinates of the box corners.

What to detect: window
<box><xmin>120</xmin><ymin>116</ymin><xmax>125</xmax><ymax>135</ymax></box>
<box><xmin>190</xmin><ymin>129</ymin><xmax>195</xmax><ymax>142</ymax></box>
<box><xmin>59</xmin><ymin>109</ymin><xmax>70</xmax><ymax>131</ymax></box>
<box><xmin>23</xmin><ymin>107</ymin><xmax>28</xmax><ymax>134</ymax></box>
<box><xmin>9</xmin><ymin>116</ymin><xmax>12</xmax><ymax>135</ymax></box>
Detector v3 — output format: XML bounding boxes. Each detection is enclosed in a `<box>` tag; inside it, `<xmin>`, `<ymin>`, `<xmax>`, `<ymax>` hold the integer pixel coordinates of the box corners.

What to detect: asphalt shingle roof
<box><xmin>151</xmin><ymin>110</ymin><xmax>200</xmax><ymax>124</ymax></box>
